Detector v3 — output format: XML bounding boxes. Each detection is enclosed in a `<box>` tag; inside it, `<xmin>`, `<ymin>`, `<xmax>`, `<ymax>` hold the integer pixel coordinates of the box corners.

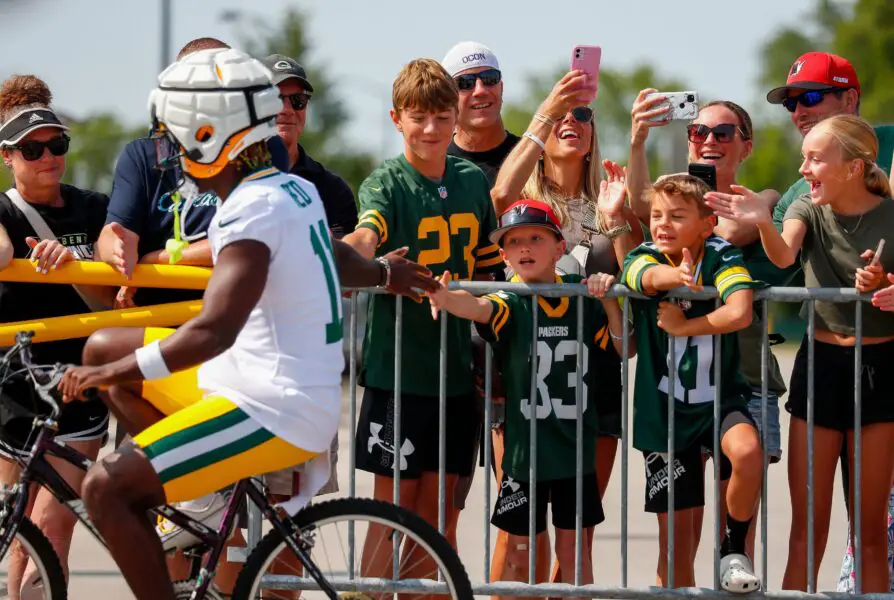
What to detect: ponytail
<box><xmin>864</xmin><ymin>161</ymin><xmax>892</xmax><ymax>198</ymax></box>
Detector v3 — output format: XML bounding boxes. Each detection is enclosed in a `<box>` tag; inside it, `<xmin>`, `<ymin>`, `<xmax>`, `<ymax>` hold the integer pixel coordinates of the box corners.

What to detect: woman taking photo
<box><xmin>709</xmin><ymin>114</ymin><xmax>894</xmax><ymax>593</ymax></box>
<box><xmin>0</xmin><ymin>74</ymin><xmax>113</xmax><ymax>594</ymax></box>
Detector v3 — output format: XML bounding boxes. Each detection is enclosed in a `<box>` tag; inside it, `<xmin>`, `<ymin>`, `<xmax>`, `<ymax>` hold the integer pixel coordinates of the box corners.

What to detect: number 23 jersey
<box><xmin>622</xmin><ymin>236</ymin><xmax>760</xmax><ymax>453</ymax></box>
<box><xmin>356</xmin><ymin>155</ymin><xmax>503</xmax><ymax>397</ymax></box>
<box><xmin>198</xmin><ymin>168</ymin><xmax>344</xmax><ymax>453</ymax></box>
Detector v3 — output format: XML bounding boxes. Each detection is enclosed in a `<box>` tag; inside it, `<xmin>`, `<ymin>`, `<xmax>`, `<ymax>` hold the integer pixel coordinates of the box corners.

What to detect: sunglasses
<box><xmin>454</xmin><ymin>69</ymin><xmax>502</xmax><ymax>91</ymax></box>
<box><xmin>280</xmin><ymin>92</ymin><xmax>311</xmax><ymax>111</ymax></box>
<box><xmin>499</xmin><ymin>205</ymin><xmax>559</xmax><ymax>230</ymax></box>
<box><xmin>686</xmin><ymin>123</ymin><xmax>745</xmax><ymax>144</ymax></box>
<box><xmin>570</xmin><ymin>107</ymin><xmax>593</xmax><ymax>123</ymax></box>
<box><xmin>8</xmin><ymin>135</ymin><xmax>70</xmax><ymax>161</ymax></box>
<box><xmin>782</xmin><ymin>88</ymin><xmax>840</xmax><ymax>113</ymax></box>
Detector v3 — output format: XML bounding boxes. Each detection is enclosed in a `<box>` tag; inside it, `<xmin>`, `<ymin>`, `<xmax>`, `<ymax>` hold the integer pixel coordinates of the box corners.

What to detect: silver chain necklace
<box><xmin>836</xmin><ymin>212</ymin><xmax>865</xmax><ymax>235</ymax></box>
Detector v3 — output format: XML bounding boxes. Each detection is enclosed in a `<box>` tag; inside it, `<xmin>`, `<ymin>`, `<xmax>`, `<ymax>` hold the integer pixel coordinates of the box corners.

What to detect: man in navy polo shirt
<box><xmin>261</xmin><ymin>54</ymin><xmax>358</xmax><ymax>238</ymax></box>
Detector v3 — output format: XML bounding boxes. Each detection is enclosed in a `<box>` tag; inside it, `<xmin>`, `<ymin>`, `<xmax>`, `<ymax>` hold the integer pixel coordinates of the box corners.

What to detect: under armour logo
<box><xmin>501</xmin><ymin>476</ymin><xmax>520</xmax><ymax>493</ymax></box>
<box><xmin>28</xmin><ymin>113</ymin><xmax>43</xmax><ymax>124</ymax></box>
<box><xmin>367</xmin><ymin>422</ymin><xmax>415</xmax><ymax>471</ymax></box>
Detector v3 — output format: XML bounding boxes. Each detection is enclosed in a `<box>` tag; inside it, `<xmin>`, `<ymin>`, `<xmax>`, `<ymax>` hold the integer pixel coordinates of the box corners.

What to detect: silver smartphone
<box><xmin>646</xmin><ymin>91</ymin><xmax>699</xmax><ymax>121</ymax></box>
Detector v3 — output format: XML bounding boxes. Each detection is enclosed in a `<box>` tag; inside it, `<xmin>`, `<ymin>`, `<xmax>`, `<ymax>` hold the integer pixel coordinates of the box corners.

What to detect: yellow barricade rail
<box><xmin>0</xmin><ymin>301</ymin><xmax>202</xmax><ymax>346</ymax></box>
<box><xmin>0</xmin><ymin>259</ymin><xmax>211</xmax><ymax>289</ymax></box>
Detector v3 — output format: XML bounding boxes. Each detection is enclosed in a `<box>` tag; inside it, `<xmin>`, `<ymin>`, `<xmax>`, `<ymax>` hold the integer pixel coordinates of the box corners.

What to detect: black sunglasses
<box><xmin>782</xmin><ymin>88</ymin><xmax>841</xmax><ymax>113</ymax></box>
<box><xmin>686</xmin><ymin>123</ymin><xmax>745</xmax><ymax>144</ymax></box>
<box><xmin>280</xmin><ymin>92</ymin><xmax>311</xmax><ymax>111</ymax></box>
<box><xmin>8</xmin><ymin>134</ymin><xmax>70</xmax><ymax>161</ymax></box>
<box><xmin>454</xmin><ymin>69</ymin><xmax>502</xmax><ymax>91</ymax></box>
<box><xmin>570</xmin><ymin>107</ymin><xmax>593</xmax><ymax>123</ymax></box>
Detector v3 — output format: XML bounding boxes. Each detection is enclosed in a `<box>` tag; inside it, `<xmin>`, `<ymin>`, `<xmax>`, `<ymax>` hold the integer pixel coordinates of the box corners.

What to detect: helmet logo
<box><xmin>274</xmin><ymin>60</ymin><xmax>291</xmax><ymax>71</ymax></box>
<box><xmin>195</xmin><ymin>125</ymin><xmax>215</xmax><ymax>142</ymax></box>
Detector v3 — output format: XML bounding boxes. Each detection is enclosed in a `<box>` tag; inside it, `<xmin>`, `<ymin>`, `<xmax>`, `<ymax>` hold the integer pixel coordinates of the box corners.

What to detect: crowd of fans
<box><xmin>1</xmin><ymin>34</ymin><xmax>893</xmax><ymax>596</ymax></box>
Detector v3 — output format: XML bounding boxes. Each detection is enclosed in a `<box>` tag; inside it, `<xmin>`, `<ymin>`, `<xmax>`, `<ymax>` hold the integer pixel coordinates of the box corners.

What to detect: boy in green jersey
<box><xmin>341</xmin><ymin>59</ymin><xmax>502</xmax><ymax>579</ymax></box>
<box><xmin>428</xmin><ymin>199</ymin><xmax>632</xmax><ymax>594</ymax></box>
<box><xmin>622</xmin><ymin>173</ymin><xmax>763</xmax><ymax>593</ymax></box>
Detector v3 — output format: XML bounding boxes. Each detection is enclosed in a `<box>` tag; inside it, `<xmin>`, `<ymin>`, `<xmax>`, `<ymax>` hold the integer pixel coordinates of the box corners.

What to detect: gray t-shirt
<box><xmin>559</xmin><ymin>197</ymin><xmax>619</xmax><ymax>276</ymax></box>
<box><xmin>784</xmin><ymin>196</ymin><xmax>894</xmax><ymax>336</ymax></box>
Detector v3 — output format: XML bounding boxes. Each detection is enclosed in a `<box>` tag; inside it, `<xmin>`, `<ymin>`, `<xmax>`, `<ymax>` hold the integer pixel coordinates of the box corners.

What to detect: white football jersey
<box><xmin>197</xmin><ymin>167</ymin><xmax>344</xmax><ymax>452</ymax></box>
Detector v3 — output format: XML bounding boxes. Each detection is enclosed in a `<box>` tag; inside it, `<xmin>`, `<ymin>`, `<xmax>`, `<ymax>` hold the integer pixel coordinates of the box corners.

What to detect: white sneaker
<box><xmin>156</xmin><ymin>492</ymin><xmax>228</xmax><ymax>551</ymax></box>
<box><xmin>720</xmin><ymin>553</ymin><xmax>761</xmax><ymax>593</ymax></box>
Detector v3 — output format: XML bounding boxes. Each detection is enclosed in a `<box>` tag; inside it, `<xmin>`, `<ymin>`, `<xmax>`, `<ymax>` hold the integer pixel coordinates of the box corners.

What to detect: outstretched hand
<box><xmin>428</xmin><ymin>271</ymin><xmax>451</xmax><ymax>320</ymax></box>
<box><xmin>382</xmin><ymin>247</ymin><xmax>438</xmax><ymax>301</ymax></box>
<box><xmin>596</xmin><ymin>160</ymin><xmax>627</xmax><ymax>217</ymax></box>
<box><xmin>871</xmin><ymin>273</ymin><xmax>894</xmax><ymax>311</ymax></box>
<box><xmin>704</xmin><ymin>185</ymin><xmax>772</xmax><ymax>226</ymax></box>
<box><xmin>26</xmin><ymin>237</ymin><xmax>74</xmax><ymax>274</ymax></box>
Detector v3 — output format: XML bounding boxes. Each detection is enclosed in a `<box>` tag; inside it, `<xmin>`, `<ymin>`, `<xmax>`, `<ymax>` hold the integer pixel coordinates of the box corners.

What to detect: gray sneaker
<box><xmin>720</xmin><ymin>553</ymin><xmax>761</xmax><ymax>593</ymax></box>
<box><xmin>156</xmin><ymin>492</ymin><xmax>228</xmax><ymax>551</ymax></box>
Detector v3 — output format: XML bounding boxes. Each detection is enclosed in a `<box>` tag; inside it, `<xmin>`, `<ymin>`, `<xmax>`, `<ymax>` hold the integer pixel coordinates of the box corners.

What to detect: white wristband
<box><xmin>523</xmin><ymin>131</ymin><xmax>546</xmax><ymax>151</ymax></box>
<box><xmin>135</xmin><ymin>340</ymin><xmax>172</xmax><ymax>380</ymax></box>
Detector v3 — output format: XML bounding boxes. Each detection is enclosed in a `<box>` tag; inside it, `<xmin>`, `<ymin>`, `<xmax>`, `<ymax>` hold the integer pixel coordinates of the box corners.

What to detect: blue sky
<box><xmin>0</xmin><ymin>0</ymin><xmax>816</xmax><ymax>158</ymax></box>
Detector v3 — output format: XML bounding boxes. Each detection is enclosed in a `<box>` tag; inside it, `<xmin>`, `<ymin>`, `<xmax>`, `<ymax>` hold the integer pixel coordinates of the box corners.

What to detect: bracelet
<box><xmin>375</xmin><ymin>256</ymin><xmax>391</xmax><ymax>288</ymax></box>
<box><xmin>523</xmin><ymin>131</ymin><xmax>546</xmax><ymax>151</ymax></box>
<box><xmin>533</xmin><ymin>112</ymin><xmax>556</xmax><ymax>127</ymax></box>
<box><xmin>609</xmin><ymin>326</ymin><xmax>634</xmax><ymax>341</ymax></box>
<box><xmin>134</xmin><ymin>340</ymin><xmax>172</xmax><ymax>380</ymax></box>
<box><xmin>603</xmin><ymin>222</ymin><xmax>633</xmax><ymax>239</ymax></box>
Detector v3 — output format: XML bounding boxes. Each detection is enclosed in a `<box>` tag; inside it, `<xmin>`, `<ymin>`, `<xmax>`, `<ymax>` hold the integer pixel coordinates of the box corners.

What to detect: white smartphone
<box><xmin>871</xmin><ymin>239</ymin><xmax>886</xmax><ymax>266</ymax></box>
<box><xmin>645</xmin><ymin>91</ymin><xmax>699</xmax><ymax>121</ymax></box>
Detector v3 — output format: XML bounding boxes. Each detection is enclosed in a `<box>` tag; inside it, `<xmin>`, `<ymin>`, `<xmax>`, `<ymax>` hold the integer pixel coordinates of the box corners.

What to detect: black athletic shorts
<box><xmin>642</xmin><ymin>408</ymin><xmax>756</xmax><ymax>513</ymax></box>
<box><xmin>0</xmin><ymin>376</ymin><xmax>109</xmax><ymax>459</ymax></box>
<box><xmin>354</xmin><ymin>387</ymin><xmax>481</xmax><ymax>479</ymax></box>
<box><xmin>786</xmin><ymin>337</ymin><xmax>894</xmax><ymax>431</ymax></box>
<box><xmin>491</xmin><ymin>472</ymin><xmax>604</xmax><ymax>535</ymax></box>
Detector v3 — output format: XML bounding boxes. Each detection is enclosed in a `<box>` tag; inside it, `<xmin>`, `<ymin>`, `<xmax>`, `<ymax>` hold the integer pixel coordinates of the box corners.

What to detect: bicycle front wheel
<box><xmin>232</xmin><ymin>497</ymin><xmax>472</xmax><ymax>600</ymax></box>
<box><xmin>0</xmin><ymin>516</ymin><xmax>67</xmax><ymax>599</ymax></box>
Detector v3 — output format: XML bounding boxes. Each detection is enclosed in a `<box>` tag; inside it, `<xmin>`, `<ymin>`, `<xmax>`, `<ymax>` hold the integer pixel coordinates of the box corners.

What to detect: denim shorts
<box><xmin>747</xmin><ymin>387</ymin><xmax>782</xmax><ymax>463</ymax></box>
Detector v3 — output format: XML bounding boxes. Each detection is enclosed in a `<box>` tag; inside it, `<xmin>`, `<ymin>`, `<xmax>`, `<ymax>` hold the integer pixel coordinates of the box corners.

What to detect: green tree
<box><xmin>221</xmin><ymin>7</ymin><xmax>377</xmax><ymax>194</ymax></box>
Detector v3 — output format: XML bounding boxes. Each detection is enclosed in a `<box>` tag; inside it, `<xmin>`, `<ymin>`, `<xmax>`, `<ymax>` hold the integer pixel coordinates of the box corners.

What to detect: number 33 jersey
<box><xmin>356</xmin><ymin>155</ymin><xmax>503</xmax><ymax>397</ymax></box>
<box><xmin>622</xmin><ymin>236</ymin><xmax>760</xmax><ymax>453</ymax></box>
<box><xmin>477</xmin><ymin>274</ymin><xmax>622</xmax><ymax>482</ymax></box>
<box><xmin>198</xmin><ymin>167</ymin><xmax>344</xmax><ymax>453</ymax></box>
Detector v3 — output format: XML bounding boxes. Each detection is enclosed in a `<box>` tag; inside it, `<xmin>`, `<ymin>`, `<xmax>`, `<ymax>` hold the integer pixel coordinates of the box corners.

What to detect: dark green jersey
<box><xmin>477</xmin><ymin>274</ymin><xmax>621</xmax><ymax>481</ymax></box>
<box><xmin>356</xmin><ymin>154</ymin><xmax>502</xmax><ymax>396</ymax></box>
<box><xmin>622</xmin><ymin>236</ymin><xmax>759</xmax><ymax>453</ymax></box>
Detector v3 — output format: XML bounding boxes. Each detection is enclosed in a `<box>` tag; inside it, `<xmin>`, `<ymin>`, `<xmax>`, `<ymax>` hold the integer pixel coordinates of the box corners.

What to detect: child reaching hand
<box><xmin>428</xmin><ymin>199</ymin><xmax>634</xmax><ymax>597</ymax></box>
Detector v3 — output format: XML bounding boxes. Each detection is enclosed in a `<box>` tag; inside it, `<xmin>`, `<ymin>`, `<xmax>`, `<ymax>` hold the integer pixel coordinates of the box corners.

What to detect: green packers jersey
<box><xmin>357</xmin><ymin>154</ymin><xmax>502</xmax><ymax>396</ymax></box>
<box><xmin>622</xmin><ymin>236</ymin><xmax>759</xmax><ymax>453</ymax></box>
<box><xmin>477</xmin><ymin>274</ymin><xmax>621</xmax><ymax>481</ymax></box>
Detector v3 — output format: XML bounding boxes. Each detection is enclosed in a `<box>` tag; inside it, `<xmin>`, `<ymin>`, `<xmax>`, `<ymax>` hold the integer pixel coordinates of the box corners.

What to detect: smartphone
<box><xmin>688</xmin><ymin>163</ymin><xmax>717</xmax><ymax>191</ymax></box>
<box><xmin>570</xmin><ymin>45</ymin><xmax>601</xmax><ymax>103</ymax></box>
<box><xmin>646</xmin><ymin>91</ymin><xmax>700</xmax><ymax>121</ymax></box>
<box><xmin>871</xmin><ymin>239</ymin><xmax>886</xmax><ymax>266</ymax></box>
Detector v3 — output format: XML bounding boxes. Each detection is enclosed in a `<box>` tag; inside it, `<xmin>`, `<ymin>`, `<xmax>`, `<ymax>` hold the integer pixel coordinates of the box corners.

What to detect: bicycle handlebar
<box><xmin>1</xmin><ymin>330</ymin><xmax>73</xmax><ymax>421</ymax></box>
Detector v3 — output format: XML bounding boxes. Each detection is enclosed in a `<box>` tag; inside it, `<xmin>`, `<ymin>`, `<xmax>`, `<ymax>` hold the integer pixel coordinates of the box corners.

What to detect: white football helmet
<box><xmin>148</xmin><ymin>48</ymin><xmax>281</xmax><ymax>179</ymax></box>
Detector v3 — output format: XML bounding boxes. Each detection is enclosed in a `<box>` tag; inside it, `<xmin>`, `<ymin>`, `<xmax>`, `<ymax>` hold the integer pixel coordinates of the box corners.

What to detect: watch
<box><xmin>375</xmin><ymin>256</ymin><xmax>391</xmax><ymax>288</ymax></box>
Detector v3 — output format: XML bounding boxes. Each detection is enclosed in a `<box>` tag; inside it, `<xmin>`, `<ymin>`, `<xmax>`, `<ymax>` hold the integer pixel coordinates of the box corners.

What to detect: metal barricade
<box><xmin>242</xmin><ymin>281</ymin><xmax>887</xmax><ymax>599</ymax></box>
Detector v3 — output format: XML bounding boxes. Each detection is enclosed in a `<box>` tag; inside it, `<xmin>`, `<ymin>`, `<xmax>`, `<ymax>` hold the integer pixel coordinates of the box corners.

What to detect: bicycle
<box><xmin>0</xmin><ymin>331</ymin><xmax>473</xmax><ymax>600</ymax></box>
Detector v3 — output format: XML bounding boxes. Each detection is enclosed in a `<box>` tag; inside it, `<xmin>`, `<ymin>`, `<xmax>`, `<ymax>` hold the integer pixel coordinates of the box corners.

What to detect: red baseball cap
<box><xmin>489</xmin><ymin>199</ymin><xmax>564</xmax><ymax>245</ymax></box>
<box><xmin>767</xmin><ymin>52</ymin><xmax>860</xmax><ymax>104</ymax></box>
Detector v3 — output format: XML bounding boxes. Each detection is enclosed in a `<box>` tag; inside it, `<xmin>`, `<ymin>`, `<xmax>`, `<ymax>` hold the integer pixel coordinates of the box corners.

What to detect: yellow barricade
<box><xmin>0</xmin><ymin>301</ymin><xmax>202</xmax><ymax>346</ymax></box>
<box><xmin>0</xmin><ymin>259</ymin><xmax>210</xmax><ymax>290</ymax></box>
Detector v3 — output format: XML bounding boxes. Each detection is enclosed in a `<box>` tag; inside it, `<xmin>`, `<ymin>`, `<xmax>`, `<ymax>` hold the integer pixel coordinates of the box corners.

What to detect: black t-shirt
<box><xmin>0</xmin><ymin>185</ymin><xmax>109</xmax><ymax>366</ymax></box>
<box><xmin>447</xmin><ymin>131</ymin><xmax>520</xmax><ymax>188</ymax></box>
<box><xmin>290</xmin><ymin>144</ymin><xmax>357</xmax><ymax>238</ymax></box>
<box><xmin>105</xmin><ymin>136</ymin><xmax>290</xmax><ymax>307</ymax></box>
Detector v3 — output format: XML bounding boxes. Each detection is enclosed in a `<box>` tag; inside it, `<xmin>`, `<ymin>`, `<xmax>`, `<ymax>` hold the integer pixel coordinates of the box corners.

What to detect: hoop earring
<box><xmin>585</xmin><ymin>153</ymin><xmax>591</xmax><ymax>163</ymax></box>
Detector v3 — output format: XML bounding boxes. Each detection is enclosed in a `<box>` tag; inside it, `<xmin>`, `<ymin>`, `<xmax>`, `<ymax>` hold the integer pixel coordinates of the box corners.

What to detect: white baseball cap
<box><xmin>442</xmin><ymin>41</ymin><xmax>500</xmax><ymax>77</ymax></box>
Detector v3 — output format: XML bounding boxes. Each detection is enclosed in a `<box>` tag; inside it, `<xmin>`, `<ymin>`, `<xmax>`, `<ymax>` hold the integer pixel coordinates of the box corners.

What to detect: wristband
<box><xmin>135</xmin><ymin>340</ymin><xmax>172</xmax><ymax>380</ymax></box>
<box><xmin>523</xmin><ymin>132</ymin><xmax>546</xmax><ymax>151</ymax></box>
<box><xmin>609</xmin><ymin>326</ymin><xmax>634</xmax><ymax>341</ymax></box>
<box><xmin>375</xmin><ymin>256</ymin><xmax>391</xmax><ymax>288</ymax></box>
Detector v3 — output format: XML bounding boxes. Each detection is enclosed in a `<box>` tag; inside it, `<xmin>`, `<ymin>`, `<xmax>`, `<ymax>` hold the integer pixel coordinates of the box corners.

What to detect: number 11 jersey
<box><xmin>622</xmin><ymin>236</ymin><xmax>760</xmax><ymax>453</ymax></box>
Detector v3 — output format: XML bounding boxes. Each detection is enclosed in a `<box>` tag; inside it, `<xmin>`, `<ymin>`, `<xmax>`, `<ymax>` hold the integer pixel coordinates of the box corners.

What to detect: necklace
<box><xmin>835</xmin><ymin>212</ymin><xmax>864</xmax><ymax>235</ymax></box>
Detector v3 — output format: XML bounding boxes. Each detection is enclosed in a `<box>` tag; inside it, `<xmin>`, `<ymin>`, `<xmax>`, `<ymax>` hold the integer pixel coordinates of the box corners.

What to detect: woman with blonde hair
<box><xmin>708</xmin><ymin>114</ymin><xmax>894</xmax><ymax>592</ymax></box>
<box><xmin>0</xmin><ymin>74</ymin><xmax>114</xmax><ymax>594</ymax></box>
